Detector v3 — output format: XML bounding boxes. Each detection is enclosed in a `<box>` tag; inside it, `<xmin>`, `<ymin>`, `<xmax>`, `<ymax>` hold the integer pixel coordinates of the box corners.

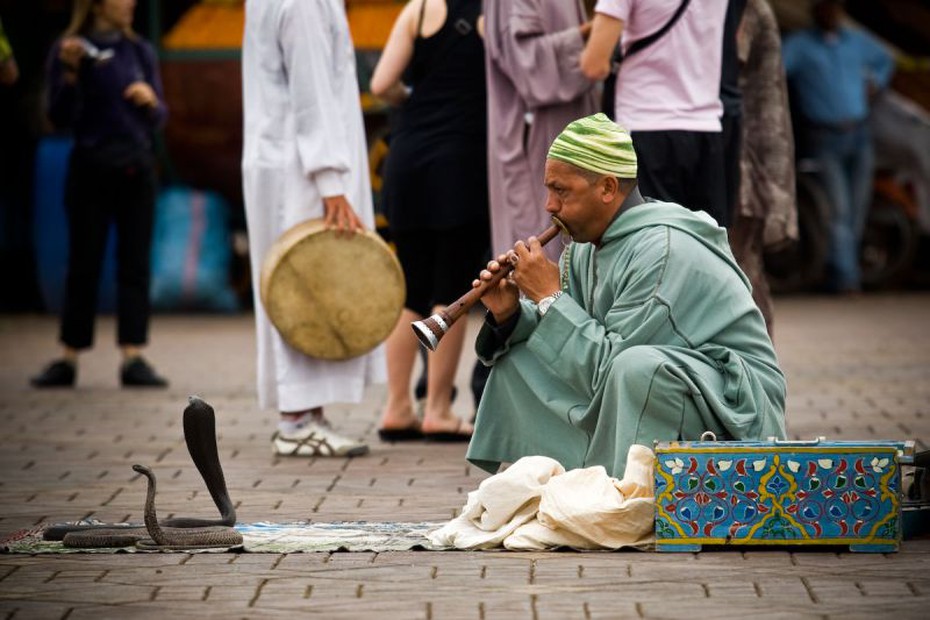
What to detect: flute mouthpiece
<box><xmin>411</xmin><ymin>315</ymin><xmax>449</xmax><ymax>351</ymax></box>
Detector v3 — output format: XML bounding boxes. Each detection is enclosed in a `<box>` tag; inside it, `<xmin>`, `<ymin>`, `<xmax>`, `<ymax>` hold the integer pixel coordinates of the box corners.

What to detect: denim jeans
<box><xmin>807</xmin><ymin>123</ymin><xmax>874</xmax><ymax>291</ymax></box>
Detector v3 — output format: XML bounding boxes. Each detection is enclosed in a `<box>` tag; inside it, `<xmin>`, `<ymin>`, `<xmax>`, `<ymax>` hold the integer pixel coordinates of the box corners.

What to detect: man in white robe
<box><xmin>241</xmin><ymin>0</ymin><xmax>386</xmax><ymax>457</ymax></box>
<box><xmin>484</xmin><ymin>0</ymin><xmax>597</xmax><ymax>263</ymax></box>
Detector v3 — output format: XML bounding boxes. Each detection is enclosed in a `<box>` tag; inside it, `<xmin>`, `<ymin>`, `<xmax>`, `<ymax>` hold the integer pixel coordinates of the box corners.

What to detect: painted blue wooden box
<box><xmin>654</xmin><ymin>437</ymin><xmax>915</xmax><ymax>552</ymax></box>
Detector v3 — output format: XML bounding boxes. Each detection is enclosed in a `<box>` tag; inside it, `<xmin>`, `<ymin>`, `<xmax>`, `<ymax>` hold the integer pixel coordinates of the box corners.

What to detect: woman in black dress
<box><xmin>371</xmin><ymin>0</ymin><xmax>489</xmax><ymax>441</ymax></box>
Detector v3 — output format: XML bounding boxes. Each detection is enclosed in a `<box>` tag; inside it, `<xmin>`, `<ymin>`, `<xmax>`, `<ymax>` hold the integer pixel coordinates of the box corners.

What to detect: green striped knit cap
<box><xmin>547</xmin><ymin>113</ymin><xmax>637</xmax><ymax>178</ymax></box>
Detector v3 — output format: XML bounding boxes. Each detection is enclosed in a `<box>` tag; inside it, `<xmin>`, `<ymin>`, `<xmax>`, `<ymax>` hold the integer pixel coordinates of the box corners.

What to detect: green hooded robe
<box><xmin>467</xmin><ymin>199</ymin><xmax>787</xmax><ymax>477</ymax></box>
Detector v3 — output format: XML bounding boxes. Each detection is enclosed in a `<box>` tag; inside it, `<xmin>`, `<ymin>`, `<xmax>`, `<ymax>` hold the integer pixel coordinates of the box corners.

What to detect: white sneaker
<box><xmin>272</xmin><ymin>420</ymin><xmax>369</xmax><ymax>457</ymax></box>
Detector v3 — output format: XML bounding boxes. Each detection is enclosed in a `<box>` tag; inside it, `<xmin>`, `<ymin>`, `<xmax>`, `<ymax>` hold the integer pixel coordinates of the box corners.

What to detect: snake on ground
<box><xmin>47</xmin><ymin>396</ymin><xmax>242</xmax><ymax>550</ymax></box>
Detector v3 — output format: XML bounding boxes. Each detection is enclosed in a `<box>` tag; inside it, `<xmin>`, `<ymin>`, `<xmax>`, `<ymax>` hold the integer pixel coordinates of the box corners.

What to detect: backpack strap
<box><xmin>602</xmin><ymin>0</ymin><xmax>692</xmax><ymax>119</ymax></box>
<box><xmin>623</xmin><ymin>0</ymin><xmax>692</xmax><ymax>60</ymax></box>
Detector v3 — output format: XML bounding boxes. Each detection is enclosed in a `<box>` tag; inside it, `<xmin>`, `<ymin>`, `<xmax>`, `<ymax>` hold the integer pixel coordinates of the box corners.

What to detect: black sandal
<box><xmin>378</xmin><ymin>422</ymin><xmax>424</xmax><ymax>442</ymax></box>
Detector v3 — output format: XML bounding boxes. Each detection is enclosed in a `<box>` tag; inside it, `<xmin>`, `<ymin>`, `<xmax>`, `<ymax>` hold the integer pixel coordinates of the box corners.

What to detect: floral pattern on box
<box><xmin>655</xmin><ymin>443</ymin><xmax>907</xmax><ymax>552</ymax></box>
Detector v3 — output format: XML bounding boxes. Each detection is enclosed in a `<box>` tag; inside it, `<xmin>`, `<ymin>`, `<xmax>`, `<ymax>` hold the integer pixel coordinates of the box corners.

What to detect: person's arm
<box><xmin>0</xmin><ymin>56</ymin><xmax>16</xmax><ymax>85</ymax></box>
<box><xmin>474</xmin><ymin>239</ymin><xmax>566</xmax><ymax>364</ymax></box>
<box><xmin>859</xmin><ymin>31</ymin><xmax>894</xmax><ymax>93</ymax></box>
<box><xmin>370</xmin><ymin>0</ymin><xmax>419</xmax><ymax>105</ymax></box>
<box><xmin>126</xmin><ymin>40</ymin><xmax>167</xmax><ymax>129</ymax></box>
<box><xmin>473</xmin><ymin>249</ymin><xmax>538</xmax><ymax>364</ymax></box>
<box><xmin>580</xmin><ymin>12</ymin><xmax>623</xmax><ymax>81</ymax></box>
<box><xmin>45</xmin><ymin>38</ymin><xmax>83</xmax><ymax>131</ymax></box>
<box><xmin>475</xmin><ymin>298</ymin><xmax>538</xmax><ymax>364</ymax></box>
<box><xmin>487</xmin><ymin>0</ymin><xmax>594</xmax><ymax>107</ymax></box>
<box><xmin>481</xmin><ymin>309</ymin><xmax>520</xmax><ymax>347</ymax></box>
<box><xmin>0</xmin><ymin>19</ymin><xmax>18</xmax><ymax>86</ymax></box>
<box><xmin>522</xmin><ymin>231</ymin><xmax>681</xmax><ymax>402</ymax></box>
<box><xmin>278</xmin><ymin>0</ymin><xmax>357</xmax><ymax>213</ymax></box>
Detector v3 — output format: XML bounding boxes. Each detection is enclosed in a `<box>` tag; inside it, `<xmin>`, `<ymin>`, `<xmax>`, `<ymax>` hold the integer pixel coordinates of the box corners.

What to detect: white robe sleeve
<box><xmin>278</xmin><ymin>0</ymin><xmax>352</xmax><ymax>197</ymax></box>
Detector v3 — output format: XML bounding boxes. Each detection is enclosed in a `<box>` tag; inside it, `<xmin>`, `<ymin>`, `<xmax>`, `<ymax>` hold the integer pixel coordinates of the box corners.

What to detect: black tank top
<box><xmin>383</xmin><ymin>0</ymin><xmax>489</xmax><ymax>231</ymax></box>
<box><xmin>392</xmin><ymin>0</ymin><xmax>486</xmax><ymax>140</ymax></box>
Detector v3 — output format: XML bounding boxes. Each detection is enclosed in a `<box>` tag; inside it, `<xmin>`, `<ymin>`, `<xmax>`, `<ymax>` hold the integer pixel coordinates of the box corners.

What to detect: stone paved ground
<box><xmin>0</xmin><ymin>293</ymin><xmax>928</xmax><ymax>619</ymax></box>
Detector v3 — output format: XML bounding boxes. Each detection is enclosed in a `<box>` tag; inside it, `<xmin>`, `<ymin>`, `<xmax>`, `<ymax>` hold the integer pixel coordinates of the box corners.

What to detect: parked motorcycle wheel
<box><xmin>860</xmin><ymin>198</ymin><xmax>919</xmax><ymax>289</ymax></box>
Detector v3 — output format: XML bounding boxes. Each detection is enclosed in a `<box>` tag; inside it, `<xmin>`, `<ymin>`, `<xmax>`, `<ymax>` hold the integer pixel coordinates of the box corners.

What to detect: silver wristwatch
<box><xmin>537</xmin><ymin>290</ymin><xmax>564</xmax><ymax>316</ymax></box>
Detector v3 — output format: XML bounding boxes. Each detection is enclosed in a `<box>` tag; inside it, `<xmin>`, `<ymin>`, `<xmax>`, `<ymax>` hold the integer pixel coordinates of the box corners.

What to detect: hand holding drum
<box><xmin>261</xmin><ymin>218</ymin><xmax>405</xmax><ymax>360</ymax></box>
<box><xmin>411</xmin><ymin>219</ymin><xmax>566</xmax><ymax>351</ymax></box>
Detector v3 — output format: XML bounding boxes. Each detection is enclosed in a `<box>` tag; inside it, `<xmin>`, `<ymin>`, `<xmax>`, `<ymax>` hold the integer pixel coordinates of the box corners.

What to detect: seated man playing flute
<box><xmin>468</xmin><ymin>113</ymin><xmax>786</xmax><ymax>477</ymax></box>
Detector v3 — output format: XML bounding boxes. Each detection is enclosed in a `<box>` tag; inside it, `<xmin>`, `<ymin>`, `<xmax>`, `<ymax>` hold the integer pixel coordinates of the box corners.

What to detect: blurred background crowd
<box><xmin>0</xmin><ymin>0</ymin><xmax>929</xmax><ymax>318</ymax></box>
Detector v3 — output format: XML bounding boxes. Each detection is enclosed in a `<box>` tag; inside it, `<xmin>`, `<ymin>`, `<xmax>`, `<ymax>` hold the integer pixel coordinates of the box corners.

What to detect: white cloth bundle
<box><xmin>428</xmin><ymin>445</ymin><xmax>656</xmax><ymax>550</ymax></box>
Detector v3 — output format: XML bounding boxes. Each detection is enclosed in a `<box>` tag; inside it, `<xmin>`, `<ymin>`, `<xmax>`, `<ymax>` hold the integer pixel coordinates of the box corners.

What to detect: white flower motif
<box><xmin>870</xmin><ymin>457</ymin><xmax>889</xmax><ymax>473</ymax></box>
<box><xmin>752</xmin><ymin>459</ymin><xmax>767</xmax><ymax>472</ymax></box>
<box><xmin>662</xmin><ymin>458</ymin><xmax>685</xmax><ymax>475</ymax></box>
<box><xmin>787</xmin><ymin>460</ymin><xmax>800</xmax><ymax>473</ymax></box>
<box><xmin>817</xmin><ymin>459</ymin><xmax>834</xmax><ymax>469</ymax></box>
<box><xmin>717</xmin><ymin>460</ymin><xmax>732</xmax><ymax>472</ymax></box>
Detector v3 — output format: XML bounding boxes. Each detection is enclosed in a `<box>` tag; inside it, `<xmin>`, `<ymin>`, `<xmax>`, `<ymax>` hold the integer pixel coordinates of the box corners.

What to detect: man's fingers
<box><xmin>351</xmin><ymin>212</ymin><xmax>364</xmax><ymax>234</ymax></box>
<box><xmin>321</xmin><ymin>196</ymin><xmax>364</xmax><ymax>235</ymax></box>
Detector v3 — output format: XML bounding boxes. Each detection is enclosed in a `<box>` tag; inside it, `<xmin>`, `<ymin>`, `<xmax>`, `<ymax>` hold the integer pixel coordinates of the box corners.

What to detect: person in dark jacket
<box><xmin>31</xmin><ymin>0</ymin><xmax>169</xmax><ymax>388</ymax></box>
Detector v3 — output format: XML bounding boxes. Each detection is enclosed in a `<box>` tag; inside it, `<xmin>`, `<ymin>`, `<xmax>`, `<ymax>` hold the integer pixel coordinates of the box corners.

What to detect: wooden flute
<box><xmin>411</xmin><ymin>218</ymin><xmax>566</xmax><ymax>351</ymax></box>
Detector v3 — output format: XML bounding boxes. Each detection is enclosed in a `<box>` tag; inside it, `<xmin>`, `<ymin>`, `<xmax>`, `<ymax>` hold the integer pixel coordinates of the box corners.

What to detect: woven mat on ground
<box><xmin>0</xmin><ymin>521</ymin><xmax>449</xmax><ymax>554</ymax></box>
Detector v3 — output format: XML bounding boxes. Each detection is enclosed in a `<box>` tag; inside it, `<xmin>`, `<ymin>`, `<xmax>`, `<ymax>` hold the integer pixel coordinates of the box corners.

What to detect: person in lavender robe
<box><xmin>484</xmin><ymin>0</ymin><xmax>598</xmax><ymax>263</ymax></box>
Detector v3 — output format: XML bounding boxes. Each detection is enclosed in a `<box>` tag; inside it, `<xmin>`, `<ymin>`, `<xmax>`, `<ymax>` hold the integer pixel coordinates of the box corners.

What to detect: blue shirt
<box><xmin>782</xmin><ymin>26</ymin><xmax>894</xmax><ymax>125</ymax></box>
<box><xmin>46</xmin><ymin>32</ymin><xmax>167</xmax><ymax>153</ymax></box>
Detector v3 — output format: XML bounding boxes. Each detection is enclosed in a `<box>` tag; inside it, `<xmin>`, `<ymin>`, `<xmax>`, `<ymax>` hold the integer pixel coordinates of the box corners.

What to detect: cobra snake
<box><xmin>46</xmin><ymin>396</ymin><xmax>242</xmax><ymax>550</ymax></box>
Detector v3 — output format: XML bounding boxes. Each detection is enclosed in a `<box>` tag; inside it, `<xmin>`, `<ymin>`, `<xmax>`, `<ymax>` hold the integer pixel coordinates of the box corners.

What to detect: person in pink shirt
<box><xmin>580</xmin><ymin>0</ymin><xmax>731</xmax><ymax>226</ymax></box>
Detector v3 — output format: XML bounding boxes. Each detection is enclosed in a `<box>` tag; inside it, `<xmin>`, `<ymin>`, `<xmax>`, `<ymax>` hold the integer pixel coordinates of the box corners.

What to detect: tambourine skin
<box><xmin>260</xmin><ymin>219</ymin><xmax>405</xmax><ymax>360</ymax></box>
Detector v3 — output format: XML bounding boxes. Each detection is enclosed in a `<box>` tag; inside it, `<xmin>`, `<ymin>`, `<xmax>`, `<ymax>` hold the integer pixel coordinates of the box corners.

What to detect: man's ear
<box><xmin>601</xmin><ymin>175</ymin><xmax>620</xmax><ymax>202</ymax></box>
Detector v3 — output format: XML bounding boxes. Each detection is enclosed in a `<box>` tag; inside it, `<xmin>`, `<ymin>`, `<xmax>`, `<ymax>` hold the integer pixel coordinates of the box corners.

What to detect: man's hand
<box><xmin>473</xmin><ymin>255</ymin><xmax>520</xmax><ymax>324</ymax></box>
<box><xmin>579</xmin><ymin>21</ymin><xmax>592</xmax><ymax>41</ymax></box>
<box><xmin>124</xmin><ymin>81</ymin><xmax>158</xmax><ymax>108</ymax></box>
<box><xmin>507</xmin><ymin>236</ymin><xmax>561</xmax><ymax>303</ymax></box>
<box><xmin>323</xmin><ymin>194</ymin><xmax>365</xmax><ymax>234</ymax></box>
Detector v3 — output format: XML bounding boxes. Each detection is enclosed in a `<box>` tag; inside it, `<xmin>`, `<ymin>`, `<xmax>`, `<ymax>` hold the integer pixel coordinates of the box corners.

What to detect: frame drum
<box><xmin>260</xmin><ymin>219</ymin><xmax>405</xmax><ymax>360</ymax></box>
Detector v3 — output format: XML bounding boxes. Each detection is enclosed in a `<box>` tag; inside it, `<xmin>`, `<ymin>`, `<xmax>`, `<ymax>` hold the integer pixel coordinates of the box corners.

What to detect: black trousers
<box><xmin>631</xmin><ymin>130</ymin><xmax>730</xmax><ymax>227</ymax></box>
<box><xmin>720</xmin><ymin>112</ymin><xmax>743</xmax><ymax>227</ymax></box>
<box><xmin>59</xmin><ymin>148</ymin><xmax>156</xmax><ymax>349</ymax></box>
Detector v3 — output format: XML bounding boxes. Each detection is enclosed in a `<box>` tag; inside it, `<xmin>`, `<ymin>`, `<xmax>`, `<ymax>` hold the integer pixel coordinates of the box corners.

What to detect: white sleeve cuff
<box><xmin>313</xmin><ymin>169</ymin><xmax>345</xmax><ymax>198</ymax></box>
